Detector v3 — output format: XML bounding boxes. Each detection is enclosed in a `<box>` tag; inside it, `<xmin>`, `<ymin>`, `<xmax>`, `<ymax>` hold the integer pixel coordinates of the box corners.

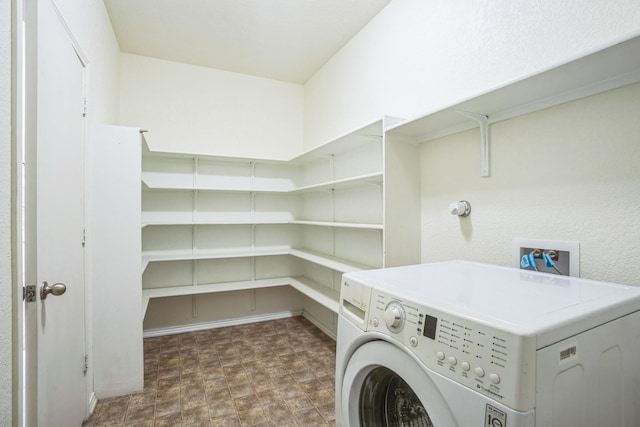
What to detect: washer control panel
<box><xmin>368</xmin><ymin>290</ymin><xmax>537</xmax><ymax>411</ymax></box>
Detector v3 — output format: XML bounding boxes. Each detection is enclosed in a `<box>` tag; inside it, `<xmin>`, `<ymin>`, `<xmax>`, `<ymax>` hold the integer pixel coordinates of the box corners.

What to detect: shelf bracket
<box><xmin>453</xmin><ymin>110</ymin><xmax>490</xmax><ymax>177</ymax></box>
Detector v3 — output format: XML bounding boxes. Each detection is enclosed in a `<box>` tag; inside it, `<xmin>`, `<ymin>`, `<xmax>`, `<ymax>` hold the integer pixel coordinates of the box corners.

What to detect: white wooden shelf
<box><xmin>142</xmin><ymin>178</ymin><xmax>292</xmax><ymax>194</ymax></box>
<box><xmin>141</xmin><ymin>246</ymin><xmax>373</xmax><ymax>274</ymax></box>
<box><xmin>288</xmin><ymin>276</ymin><xmax>340</xmax><ymax>312</ymax></box>
<box><xmin>141</xmin><ymin>247</ymin><xmax>291</xmax><ymax>272</ymax></box>
<box><xmin>142</xmin><ymin>277</ymin><xmax>292</xmax><ymax>315</ymax></box>
<box><xmin>141</xmin><ymin>218</ymin><xmax>382</xmax><ymax>229</ymax></box>
<box><xmin>289</xmin><ymin>220</ymin><xmax>383</xmax><ymax>230</ymax></box>
<box><xmin>142</xmin><ymin>137</ymin><xmax>288</xmax><ymax>164</ymax></box>
<box><xmin>142</xmin><ymin>172</ymin><xmax>383</xmax><ymax>194</ymax></box>
<box><xmin>142</xmin><ymin>276</ymin><xmax>339</xmax><ymax>316</ymax></box>
<box><xmin>290</xmin><ymin>172</ymin><xmax>383</xmax><ymax>193</ymax></box>
<box><xmin>388</xmin><ymin>35</ymin><xmax>640</xmax><ymax>143</ymax></box>
<box><xmin>387</xmin><ymin>35</ymin><xmax>640</xmax><ymax>177</ymax></box>
<box><xmin>289</xmin><ymin>248</ymin><xmax>373</xmax><ymax>273</ymax></box>
<box><xmin>290</xmin><ymin>121</ymin><xmax>383</xmax><ymax>162</ymax></box>
<box><xmin>141</xmin><ymin>219</ymin><xmax>290</xmax><ymax>228</ymax></box>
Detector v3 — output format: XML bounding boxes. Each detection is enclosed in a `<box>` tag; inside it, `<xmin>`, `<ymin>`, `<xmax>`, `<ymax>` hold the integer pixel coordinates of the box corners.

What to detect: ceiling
<box><xmin>103</xmin><ymin>0</ymin><xmax>391</xmax><ymax>84</ymax></box>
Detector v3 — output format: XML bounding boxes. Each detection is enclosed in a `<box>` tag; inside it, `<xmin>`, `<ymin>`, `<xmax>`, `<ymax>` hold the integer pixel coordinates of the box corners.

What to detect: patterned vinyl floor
<box><xmin>82</xmin><ymin>316</ymin><xmax>337</xmax><ymax>427</ymax></box>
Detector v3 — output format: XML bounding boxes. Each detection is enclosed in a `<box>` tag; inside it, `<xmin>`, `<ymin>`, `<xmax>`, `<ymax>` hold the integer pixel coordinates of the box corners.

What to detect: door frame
<box><xmin>17</xmin><ymin>0</ymin><xmax>92</xmax><ymax>424</ymax></box>
<box><xmin>10</xmin><ymin>0</ymin><xmax>23</xmax><ymax>423</ymax></box>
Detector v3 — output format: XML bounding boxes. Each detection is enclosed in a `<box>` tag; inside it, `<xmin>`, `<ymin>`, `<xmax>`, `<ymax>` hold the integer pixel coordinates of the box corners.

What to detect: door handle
<box><xmin>40</xmin><ymin>281</ymin><xmax>67</xmax><ymax>300</ymax></box>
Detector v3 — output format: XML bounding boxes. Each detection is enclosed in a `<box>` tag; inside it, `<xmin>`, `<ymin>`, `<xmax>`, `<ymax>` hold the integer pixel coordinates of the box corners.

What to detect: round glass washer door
<box><xmin>360</xmin><ymin>366</ymin><xmax>434</xmax><ymax>426</ymax></box>
<box><xmin>341</xmin><ymin>340</ymin><xmax>456</xmax><ymax>427</ymax></box>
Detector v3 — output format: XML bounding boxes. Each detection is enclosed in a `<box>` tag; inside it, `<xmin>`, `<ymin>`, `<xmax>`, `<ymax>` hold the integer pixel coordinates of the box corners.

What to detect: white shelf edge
<box><xmin>290</xmin><ymin>171</ymin><xmax>383</xmax><ymax>193</ymax></box>
<box><xmin>415</xmin><ymin>68</ymin><xmax>640</xmax><ymax>143</ymax></box>
<box><xmin>142</xmin><ymin>248</ymin><xmax>291</xmax><ymax>265</ymax></box>
<box><xmin>289</xmin><ymin>248</ymin><xmax>372</xmax><ymax>273</ymax></box>
<box><xmin>142</xmin><ymin>277</ymin><xmax>292</xmax><ymax>315</ymax></box>
<box><xmin>141</xmin><ymin>176</ymin><xmax>292</xmax><ymax>193</ymax></box>
<box><xmin>142</xmin><ymin>247</ymin><xmax>376</xmax><ymax>273</ymax></box>
<box><xmin>141</xmin><ymin>219</ymin><xmax>291</xmax><ymax>228</ymax></box>
<box><xmin>289</xmin><ymin>220</ymin><xmax>383</xmax><ymax>230</ymax></box>
<box><xmin>143</xmin><ymin>277</ymin><xmax>291</xmax><ymax>299</ymax></box>
<box><xmin>142</xmin><ymin>117</ymin><xmax>387</xmax><ymax>163</ymax></box>
<box><xmin>141</xmin><ymin>219</ymin><xmax>382</xmax><ymax>229</ymax></box>
<box><xmin>387</xmin><ymin>35</ymin><xmax>640</xmax><ymax>142</ymax></box>
<box><xmin>141</xmin><ymin>172</ymin><xmax>383</xmax><ymax>194</ymax></box>
<box><xmin>141</xmin><ymin>276</ymin><xmax>340</xmax><ymax>317</ymax></box>
<box><xmin>142</xmin><ymin>136</ymin><xmax>290</xmax><ymax>164</ymax></box>
<box><xmin>290</xmin><ymin>119</ymin><xmax>384</xmax><ymax>163</ymax></box>
<box><xmin>289</xmin><ymin>276</ymin><xmax>340</xmax><ymax>313</ymax></box>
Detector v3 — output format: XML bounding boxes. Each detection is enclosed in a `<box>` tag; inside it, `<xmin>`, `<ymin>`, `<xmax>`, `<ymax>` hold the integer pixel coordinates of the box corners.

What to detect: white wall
<box><xmin>1</xmin><ymin>0</ymin><xmax>12</xmax><ymax>422</ymax></box>
<box><xmin>51</xmin><ymin>0</ymin><xmax>121</xmax><ymax>124</ymax></box>
<box><xmin>304</xmin><ymin>0</ymin><xmax>640</xmax><ymax>149</ymax></box>
<box><xmin>303</xmin><ymin>0</ymin><xmax>640</xmax><ymax>285</ymax></box>
<box><xmin>119</xmin><ymin>54</ymin><xmax>304</xmax><ymax>160</ymax></box>
<box><xmin>420</xmin><ymin>83</ymin><xmax>640</xmax><ymax>285</ymax></box>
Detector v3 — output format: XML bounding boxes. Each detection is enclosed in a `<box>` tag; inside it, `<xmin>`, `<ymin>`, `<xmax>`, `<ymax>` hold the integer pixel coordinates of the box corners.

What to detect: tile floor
<box><xmin>83</xmin><ymin>316</ymin><xmax>337</xmax><ymax>427</ymax></box>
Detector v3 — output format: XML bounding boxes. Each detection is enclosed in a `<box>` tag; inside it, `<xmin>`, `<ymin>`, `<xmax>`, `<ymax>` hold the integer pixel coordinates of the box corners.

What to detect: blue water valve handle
<box><xmin>542</xmin><ymin>252</ymin><xmax>555</xmax><ymax>268</ymax></box>
<box><xmin>521</xmin><ymin>254</ymin><xmax>531</xmax><ymax>269</ymax></box>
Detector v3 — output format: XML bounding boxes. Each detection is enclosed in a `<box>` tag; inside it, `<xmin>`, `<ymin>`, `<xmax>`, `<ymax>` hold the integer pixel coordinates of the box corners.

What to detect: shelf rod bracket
<box><xmin>453</xmin><ymin>109</ymin><xmax>490</xmax><ymax>177</ymax></box>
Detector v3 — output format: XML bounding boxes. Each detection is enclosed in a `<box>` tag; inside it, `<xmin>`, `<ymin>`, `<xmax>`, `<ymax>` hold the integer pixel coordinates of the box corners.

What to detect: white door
<box><xmin>23</xmin><ymin>0</ymin><xmax>88</xmax><ymax>425</ymax></box>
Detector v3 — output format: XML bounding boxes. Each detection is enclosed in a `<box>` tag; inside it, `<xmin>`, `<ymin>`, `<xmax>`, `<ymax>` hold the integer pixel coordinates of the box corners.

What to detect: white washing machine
<box><xmin>335</xmin><ymin>261</ymin><xmax>640</xmax><ymax>427</ymax></box>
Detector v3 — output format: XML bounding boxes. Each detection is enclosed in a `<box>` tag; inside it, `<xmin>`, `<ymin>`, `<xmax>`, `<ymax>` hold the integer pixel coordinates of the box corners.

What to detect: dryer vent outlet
<box><xmin>513</xmin><ymin>238</ymin><xmax>579</xmax><ymax>277</ymax></box>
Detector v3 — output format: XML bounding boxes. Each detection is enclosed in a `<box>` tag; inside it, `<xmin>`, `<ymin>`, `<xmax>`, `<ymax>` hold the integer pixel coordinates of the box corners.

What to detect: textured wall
<box><xmin>0</xmin><ymin>0</ymin><xmax>13</xmax><ymax>422</ymax></box>
<box><xmin>420</xmin><ymin>83</ymin><xmax>640</xmax><ymax>285</ymax></box>
<box><xmin>304</xmin><ymin>0</ymin><xmax>640</xmax><ymax>149</ymax></box>
<box><xmin>119</xmin><ymin>54</ymin><xmax>304</xmax><ymax>160</ymax></box>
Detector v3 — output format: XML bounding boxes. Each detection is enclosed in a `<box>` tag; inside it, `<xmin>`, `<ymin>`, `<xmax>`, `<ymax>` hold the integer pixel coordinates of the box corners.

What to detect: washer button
<box><xmin>372</xmin><ymin>317</ymin><xmax>379</xmax><ymax>327</ymax></box>
<box><xmin>436</xmin><ymin>351</ymin><xmax>445</xmax><ymax>361</ymax></box>
<box><xmin>475</xmin><ymin>367</ymin><xmax>485</xmax><ymax>377</ymax></box>
<box><xmin>461</xmin><ymin>361</ymin><xmax>471</xmax><ymax>371</ymax></box>
<box><xmin>409</xmin><ymin>336</ymin><xmax>418</xmax><ymax>347</ymax></box>
<box><xmin>489</xmin><ymin>373</ymin><xmax>501</xmax><ymax>384</ymax></box>
<box><xmin>448</xmin><ymin>356</ymin><xmax>457</xmax><ymax>365</ymax></box>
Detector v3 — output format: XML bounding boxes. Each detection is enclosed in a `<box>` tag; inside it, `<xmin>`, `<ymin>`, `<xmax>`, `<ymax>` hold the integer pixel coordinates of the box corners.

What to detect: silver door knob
<box><xmin>40</xmin><ymin>281</ymin><xmax>66</xmax><ymax>300</ymax></box>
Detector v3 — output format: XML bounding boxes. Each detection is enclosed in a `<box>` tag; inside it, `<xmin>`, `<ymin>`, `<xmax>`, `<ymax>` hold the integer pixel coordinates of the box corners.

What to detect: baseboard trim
<box><xmin>302</xmin><ymin>312</ymin><xmax>337</xmax><ymax>341</ymax></box>
<box><xmin>87</xmin><ymin>392</ymin><xmax>98</xmax><ymax>418</ymax></box>
<box><xmin>142</xmin><ymin>310</ymin><xmax>304</xmax><ymax>338</ymax></box>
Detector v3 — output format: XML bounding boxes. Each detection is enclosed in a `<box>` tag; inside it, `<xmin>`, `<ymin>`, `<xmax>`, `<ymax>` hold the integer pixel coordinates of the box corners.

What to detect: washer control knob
<box><xmin>461</xmin><ymin>361</ymin><xmax>471</xmax><ymax>371</ymax></box>
<box><xmin>437</xmin><ymin>351</ymin><xmax>445</xmax><ymax>360</ymax></box>
<box><xmin>489</xmin><ymin>373</ymin><xmax>501</xmax><ymax>384</ymax></box>
<box><xmin>475</xmin><ymin>367</ymin><xmax>485</xmax><ymax>378</ymax></box>
<box><xmin>383</xmin><ymin>302</ymin><xmax>405</xmax><ymax>331</ymax></box>
<box><xmin>409</xmin><ymin>336</ymin><xmax>418</xmax><ymax>347</ymax></box>
<box><xmin>448</xmin><ymin>356</ymin><xmax>457</xmax><ymax>365</ymax></box>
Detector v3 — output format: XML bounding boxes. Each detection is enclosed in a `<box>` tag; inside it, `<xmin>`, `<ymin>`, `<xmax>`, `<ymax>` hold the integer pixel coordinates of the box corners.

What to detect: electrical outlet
<box><xmin>513</xmin><ymin>238</ymin><xmax>579</xmax><ymax>277</ymax></box>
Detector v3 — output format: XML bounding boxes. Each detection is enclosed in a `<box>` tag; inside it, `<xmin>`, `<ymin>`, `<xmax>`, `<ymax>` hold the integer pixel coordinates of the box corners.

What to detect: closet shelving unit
<box><xmin>141</xmin><ymin>120</ymin><xmax>389</xmax><ymax>316</ymax></box>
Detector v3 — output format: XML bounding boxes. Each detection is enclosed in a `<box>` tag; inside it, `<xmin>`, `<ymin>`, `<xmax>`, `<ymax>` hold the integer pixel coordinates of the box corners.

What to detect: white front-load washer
<box><xmin>335</xmin><ymin>261</ymin><xmax>640</xmax><ymax>427</ymax></box>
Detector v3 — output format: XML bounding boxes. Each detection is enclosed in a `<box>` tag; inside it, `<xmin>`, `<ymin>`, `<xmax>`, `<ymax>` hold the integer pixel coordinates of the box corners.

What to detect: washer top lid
<box><xmin>344</xmin><ymin>261</ymin><xmax>640</xmax><ymax>347</ymax></box>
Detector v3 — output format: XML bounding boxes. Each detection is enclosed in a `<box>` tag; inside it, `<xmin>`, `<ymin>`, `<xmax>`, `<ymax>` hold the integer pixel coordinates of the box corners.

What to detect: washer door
<box><xmin>341</xmin><ymin>340</ymin><xmax>457</xmax><ymax>427</ymax></box>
